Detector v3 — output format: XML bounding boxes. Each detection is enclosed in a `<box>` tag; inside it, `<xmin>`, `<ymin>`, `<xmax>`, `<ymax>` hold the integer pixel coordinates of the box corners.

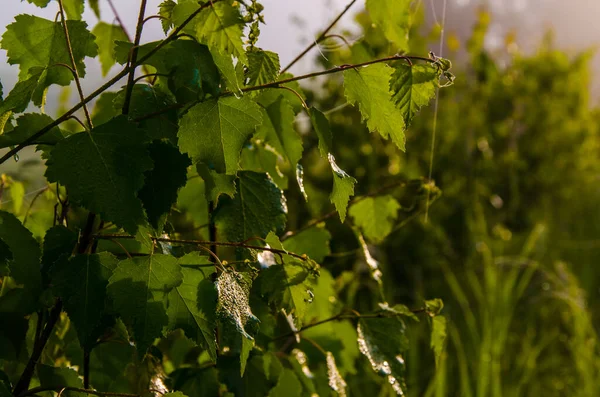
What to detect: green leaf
<box><xmin>210</xmin><ymin>51</ymin><xmax>241</xmax><ymax>95</ymax></box>
<box><xmin>425</xmin><ymin>298</ymin><xmax>444</xmax><ymax>316</ymax></box>
<box><xmin>170</xmin><ymin>367</ymin><xmax>221</xmax><ymax>397</ymax></box>
<box><xmin>215</xmin><ymin>270</ymin><xmax>259</xmax><ymax>375</ymax></box>
<box><xmin>366</xmin><ymin>0</ymin><xmax>411</xmax><ymax>51</ymax></box>
<box><xmin>159</xmin><ymin>0</ymin><xmax>177</xmax><ymax>34</ymax></box>
<box><xmin>178</xmin><ymin>96</ymin><xmax>262</xmax><ymax>174</ymax></box>
<box><xmin>258</xmin><ymin>261</ymin><xmax>317</xmax><ymax>327</ymax></box>
<box><xmin>240</xmin><ymin>142</ymin><xmax>288</xmax><ymax>190</ymax></box>
<box><xmin>329</xmin><ymin>154</ymin><xmax>356</xmax><ymax>223</ymax></box>
<box><xmin>108</xmin><ymin>254</ymin><xmax>183</xmax><ymax>353</ymax></box>
<box><xmin>89</xmin><ymin>0</ymin><xmax>100</xmax><ymax>18</ymax></box>
<box><xmin>89</xmin><ymin>341</ymin><xmax>135</xmax><ymax>392</ymax></box>
<box><xmin>92</xmin><ymin>22</ymin><xmax>129</xmax><ymax>76</ymax></box>
<box><xmin>197</xmin><ymin>163</ymin><xmax>236</xmax><ymax>204</ymax></box>
<box><xmin>247</xmin><ymin>49</ymin><xmax>280</xmax><ymax>86</ymax></box>
<box><xmin>390</xmin><ymin>63</ymin><xmax>439</xmax><ymax>127</ymax></box>
<box><xmin>1</xmin><ymin>15</ymin><xmax>97</xmax><ymax>104</ymax></box>
<box><xmin>41</xmin><ymin>225</ymin><xmax>78</xmax><ymax>279</ymax></box>
<box><xmin>0</xmin><ymin>113</ymin><xmax>65</xmax><ymax>149</ymax></box>
<box><xmin>309</xmin><ymin>107</ymin><xmax>332</xmax><ymax>158</ymax></box>
<box><xmin>25</xmin><ymin>0</ymin><xmax>51</xmax><ymax>6</ymax></box>
<box><xmin>343</xmin><ymin>64</ymin><xmax>407</xmax><ymax>150</ymax></box>
<box><xmin>0</xmin><ymin>210</ymin><xmax>41</xmax><ymax>290</ymax></box>
<box><xmin>214</xmin><ymin>171</ymin><xmax>287</xmax><ymax>243</ymax></box>
<box><xmin>269</xmin><ymin>368</ymin><xmax>302</xmax><ymax>397</ymax></box>
<box><xmin>357</xmin><ymin>310</ymin><xmax>409</xmax><ymax>395</ymax></box>
<box><xmin>217</xmin><ymin>352</ymin><xmax>283</xmax><ymax>396</ymax></box>
<box><xmin>256</xmin><ymin>95</ymin><xmax>302</xmax><ymax>169</ymax></box>
<box><xmin>326</xmin><ymin>352</ymin><xmax>348</xmax><ymax>396</ymax></box>
<box><xmin>166</xmin><ymin>253</ymin><xmax>217</xmax><ymax>361</ymax></box>
<box><xmin>176</xmin><ymin>172</ymin><xmax>209</xmax><ymax>230</ymax></box>
<box><xmin>113</xmin><ymin>84</ymin><xmax>178</xmax><ymax>142</ymax></box>
<box><xmin>431</xmin><ymin>315</ymin><xmax>447</xmax><ymax>368</ymax></box>
<box><xmin>0</xmin><ymin>69</ymin><xmax>44</xmax><ymax>116</ymax></box>
<box><xmin>51</xmin><ymin>253</ymin><xmax>118</xmax><ymax>349</ymax></box>
<box><xmin>195</xmin><ymin>2</ymin><xmax>247</xmax><ymax>64</ymax></box>
<box><xmin>63</xmin><ymin>0</ymin><xmax>85</xmax><ymax>20</ymax></box>
<box><xmin>38</xmin><ymin>365</ymin><xmax>85</xmax><ymax>397</ymax></box>
<box><xmin>45</xmin><ymin>116</ymin><xmax>153</xmax><ymax>234</ymax></box>
<box><xmin>349</xmin><ymin>195</ymin><xmax>400</xmax><ymax>243</ymax></box>
<box><xmin>91</xmin><ymin>91</ymin><xmax>118</xmax><ymax>126</ymax></box>
<box><xmin>164</xmin><ymin>393</ymin><xmax>188</xmax><ymax>397</ymax></box>
<box><xmin>282</xmin><ymin>225</ymin><xmax>331</xmax><ymax>264</ymax></box>
<box><xmin>138</xmin><ymin>141</ymin><xmax>190</xmax><ymax>230</ymax></box>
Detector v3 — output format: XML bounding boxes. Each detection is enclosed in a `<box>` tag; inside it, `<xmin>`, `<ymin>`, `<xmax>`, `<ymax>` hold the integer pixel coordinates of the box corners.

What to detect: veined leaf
<box><xmin>45</xmin><ymin>116</ymin><xmax>153</xmax><ymax>234</ymax></box>
<box><xmin>0</xmin><ymin>113</ymin><xmax>65</xmax><ymax>149</ymax></box>
<box><xmin>256</xmin><ymin>95</ymin><xmax>302</xmax><ymax>169</ymax></box>
<box><xmin>92</xmin><ymin>22</ymin><xmax>128</xmax><ymax>76</ymax></box>
<box><xmin>197</xmin><ymin>164</ymin><xmax>236</xmax><ymax>204</ymax></box>
<box><xmin>63</xmin><ymin>0</ymin><xmax>85</xmax><ymax>20</ymax></box>
<box><xmin>195</xmin><ymin>1</ymin><xmax>247</xmax><ymax>64</ymax></box>
<box><xmin>349</xmin><ymin>195</ymin><xmax>400</xmax><ymax>243</ymax></box>
<box><xmin>216</xmin><ymin>270</ymin><xmax>260</xmax><ymax>375</ymax></box>
<box><xmin>344</xmin><ymin>64</ymin><xmax>407</xmax><ymax>150</ymax></box>
<box><xmin>1</xmin><ymin>15</ymin><xmax>97</xmax><ymax>104</ymax></box>
<box><xmin>158</xmin><ymin>0</ymin><xmax>177</xmax><ymax>34</ymax></box>
<box><xmin>282</xmin><ymin>225</ymin><xmax>331</xmax><ymax>264</ymax></box>
<box><xmin>178</xmin><ymin>96</ymin><xmax>262</xmax><ymax>174</ymax></box>
<box><xmin>137</xmin><ymin>141</ymin><xmax>190</xmax><ymax>231</ymax></box>
<box><xmin>0</xmin><ymin>211</ymin><xmax>41</xmax><ymax>291</ymax></box>
<box><xmin>240</xmin><ymin>142</ymin><xmax>288</xmax><ymax>190</ymax></box>
<box><xmin>108</xmin><ymin>254</ymin><xmax>183</xmax><ymax>353</ymax></box>
<box><xmin>329</xmin><ymin>154</ymin><xmax>356</xmax><ymax>223</ymax></box>
<box><xmin>167</xmin><ymin>253</ymin><xmax>217</xmax><ymax>361</ymax></box>
<box><xmin>41</xmin><ymin>225</ymin><xmax>78</xmax><ymax>281</ymax></box>
<box><xmin>0</xmin><ymin>68</ymin><xmax>44</xmax><ymax>115</ymax></box>
<box><xmin>51</xmin><ymin>253</ymin><xmax>118</xmax><ymax>349</ymax></box>
<box><xmin>38</xmin><ymin>365</ymin><xmax>85</xmax><ymax>397</ymax></box>
<box><xmin>211</xmin><ymin>50</ymin><xmax>242</xmax><ymax>95</ymax></box>
<box><xmin>390</xmin><ymin>63</ymin><xmax>439</xmax><ymax>127</ymax></box>
<box><xmin>357</xmin><ymin>308</ymin><xmax>409</xmax><ymax>395</ymax></box>
<box><xmin>366</xmin><ymin>0</ymin><xmax>411</xmax><ymax>51</ymax></box>
<box><xmin>258</xmin><ymin>261</ymin><xmax>317</xmax><ymax>327</ymax></box>
<box><xmin>214</xmin><ymin>171</ymin><xmax>287</xmax><ymax>243</ymax></box>
<box><xmin>247</xmin><ymin>49</ymin><xmax>280</xmax><ymax>86</ymax></box>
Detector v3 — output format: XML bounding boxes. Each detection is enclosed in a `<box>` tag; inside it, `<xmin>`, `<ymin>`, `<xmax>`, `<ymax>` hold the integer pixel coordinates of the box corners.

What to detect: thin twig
<box><xmin>122</xmin><ymin>0</ymin><xmax>149</xmax><ymax>115</ymax></box>
<box><xmin>58</xmin><ymin>0</ymin><xmax>92</xmax><ymax>128</ymax></box>
<box><xmin>281</xmin><ymin>0</ymin><xmax>358</xmax><ymax>73</ymax></box>
<box><xmin>0</xmin><ymin>0</ymin><xmax>223</xmax><ymax>165</ymax></box>
<box><xmin>93</xmin><ymin>235</ymin><xmax>308</xmax><ymax>262</ymax></box>
<box><xmin>133</xmin><ymin>54</ymin><xmax>438</xmax><ymax>123</ymax></box>
<box><xmin>273</xmin><ymin>308</ymin><xmax>427</xmax><ymax>341</ymax></box>
<box><xmin>107</xmin><ymin>0</ymin><xmax>131</xmax><ymax>39</ymax></box>
<box><xmin>22</xmin><ymin>186</ymin><xmax>49</xmax><ymax>225</ymax></box>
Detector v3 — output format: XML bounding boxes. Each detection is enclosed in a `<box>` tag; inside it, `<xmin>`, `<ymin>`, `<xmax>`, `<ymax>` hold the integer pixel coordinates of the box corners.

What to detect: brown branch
<box><xmin>93</xmin><ymin>235</ymin><xmax>308</xmax><ymax>262</ymax></box>
<box><xmin>133</xmin><ymin>54</ymin><xmax>438</xmax><ymax>123</ymax></box>
<box><xmin>122</xmin><ymin>0</ymin><xmax>149</xmax><ymax>115</ymax></box>
<box><xmin>273</xmin><ymin>308</ymin><xmax>427</xmax><ymax>341</ymax></box>
<box><xmin>17</xmin><ymin>386</ymin><xmax>140</xmax><ymax>397</ymax></box>
<box><xmin>58</xmin><ymin>0</ymin><xmax>92</xmax><ymax>128</ymax></box>
<box><xmin>281</xmin><ymin>0</ymin><xmax>359</xmax><ymax>73</ymax></box>
<box><xmin>0</xmin><ymin>0</ymin><xmax>223</xmax><ymax>165</ymax></box>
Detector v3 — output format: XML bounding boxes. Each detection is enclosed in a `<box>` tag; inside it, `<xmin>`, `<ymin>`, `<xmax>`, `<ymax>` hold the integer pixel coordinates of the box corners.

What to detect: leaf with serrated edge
<box><xmin>0</xmin><ymin>210</ymin><xmax>41</xmax><ymax>290</ymax></box>
<box><xmin>349</xmin><ymin>195</ymin><xmax>400</xmax><ymax>243</ymax></box>
<box><xmin>343</xmin><ymin>64</ymin><xmax>407</xmax><ymax>150</ymax></box>
<box><xmin>45</xmin><ymin>116</ymin><xmax>153</xmax><ymax>234</ymax></box>
<box><xmin>247</xmin><ymin>49</ymin><xmax>280</xmax><ymax>86</ymax></box>
<box><xmin>108</xmin><ymin>254</ymin><xmax>182</xmax><ymax>353</ymax></box>
<box><xmin>92</xmin><ymin>22</ymin><xmax>128</xmax><ymax>76</ymax></box>
<box><xmin>167</xmin><ymin>253</ymin><xmax>217</xmax><ymax>361</ymax></box>
<box><xmin>328</xmin><ymin>154</ymin><xmax>356</xmax><ymax>222</ymax></box>
<box><xmin>195</xmin><ymin>2</ymin><xmax>247</xmax><ymax>64</ymax></box>
<box><xmin>214</xmin><ymin>171</ymin><xmax>287</xmax><ymax>243</ymax></box>
<box><xmin>0</xmin><ymin>113</ymin><xmax>65</xmax><ymax>149</ymax></box>
<box><xmin>51</xmin><ymin>253</ymin><xmax>118</xmax><ymax>349</ymax></box>
<box><xmin>1</xmin><ymin>15</ymin><xmax>97</xmax><ymax>104</ymax></box>
<box><xmin>178</xmin><ymin>97</ymin><xmax>262</xmax><ymax>174</ymax></box>
<box><xmin>309</xmin><ymin>107</ymin><xmax>332</xmax><ymax>158</ymax></box>
<box><xmin>390</xmin><ymin>63</ymin><xmax>439</xmax><ymax>127</ymax></box>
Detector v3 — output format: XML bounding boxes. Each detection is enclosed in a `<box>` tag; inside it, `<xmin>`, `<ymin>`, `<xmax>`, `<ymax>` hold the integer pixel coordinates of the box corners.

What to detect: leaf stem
<box><xmin>122</xmin><ymin>0</ymin><xmax>149</xmax><ymax>115</ymax></box>
<box><xmin>57</xmin><ymin>0</ymin><xmax>93</xmax><ymax>128</ymax></box>
<box><xmin>0</xmin><ymin>0</ymin><xmax>223</xmax><ymax>166</ymax></box>
<box><xmin>281</xmin><ymin>0</ymin><xmax>358</xmax><ymax>73</ymax></box>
